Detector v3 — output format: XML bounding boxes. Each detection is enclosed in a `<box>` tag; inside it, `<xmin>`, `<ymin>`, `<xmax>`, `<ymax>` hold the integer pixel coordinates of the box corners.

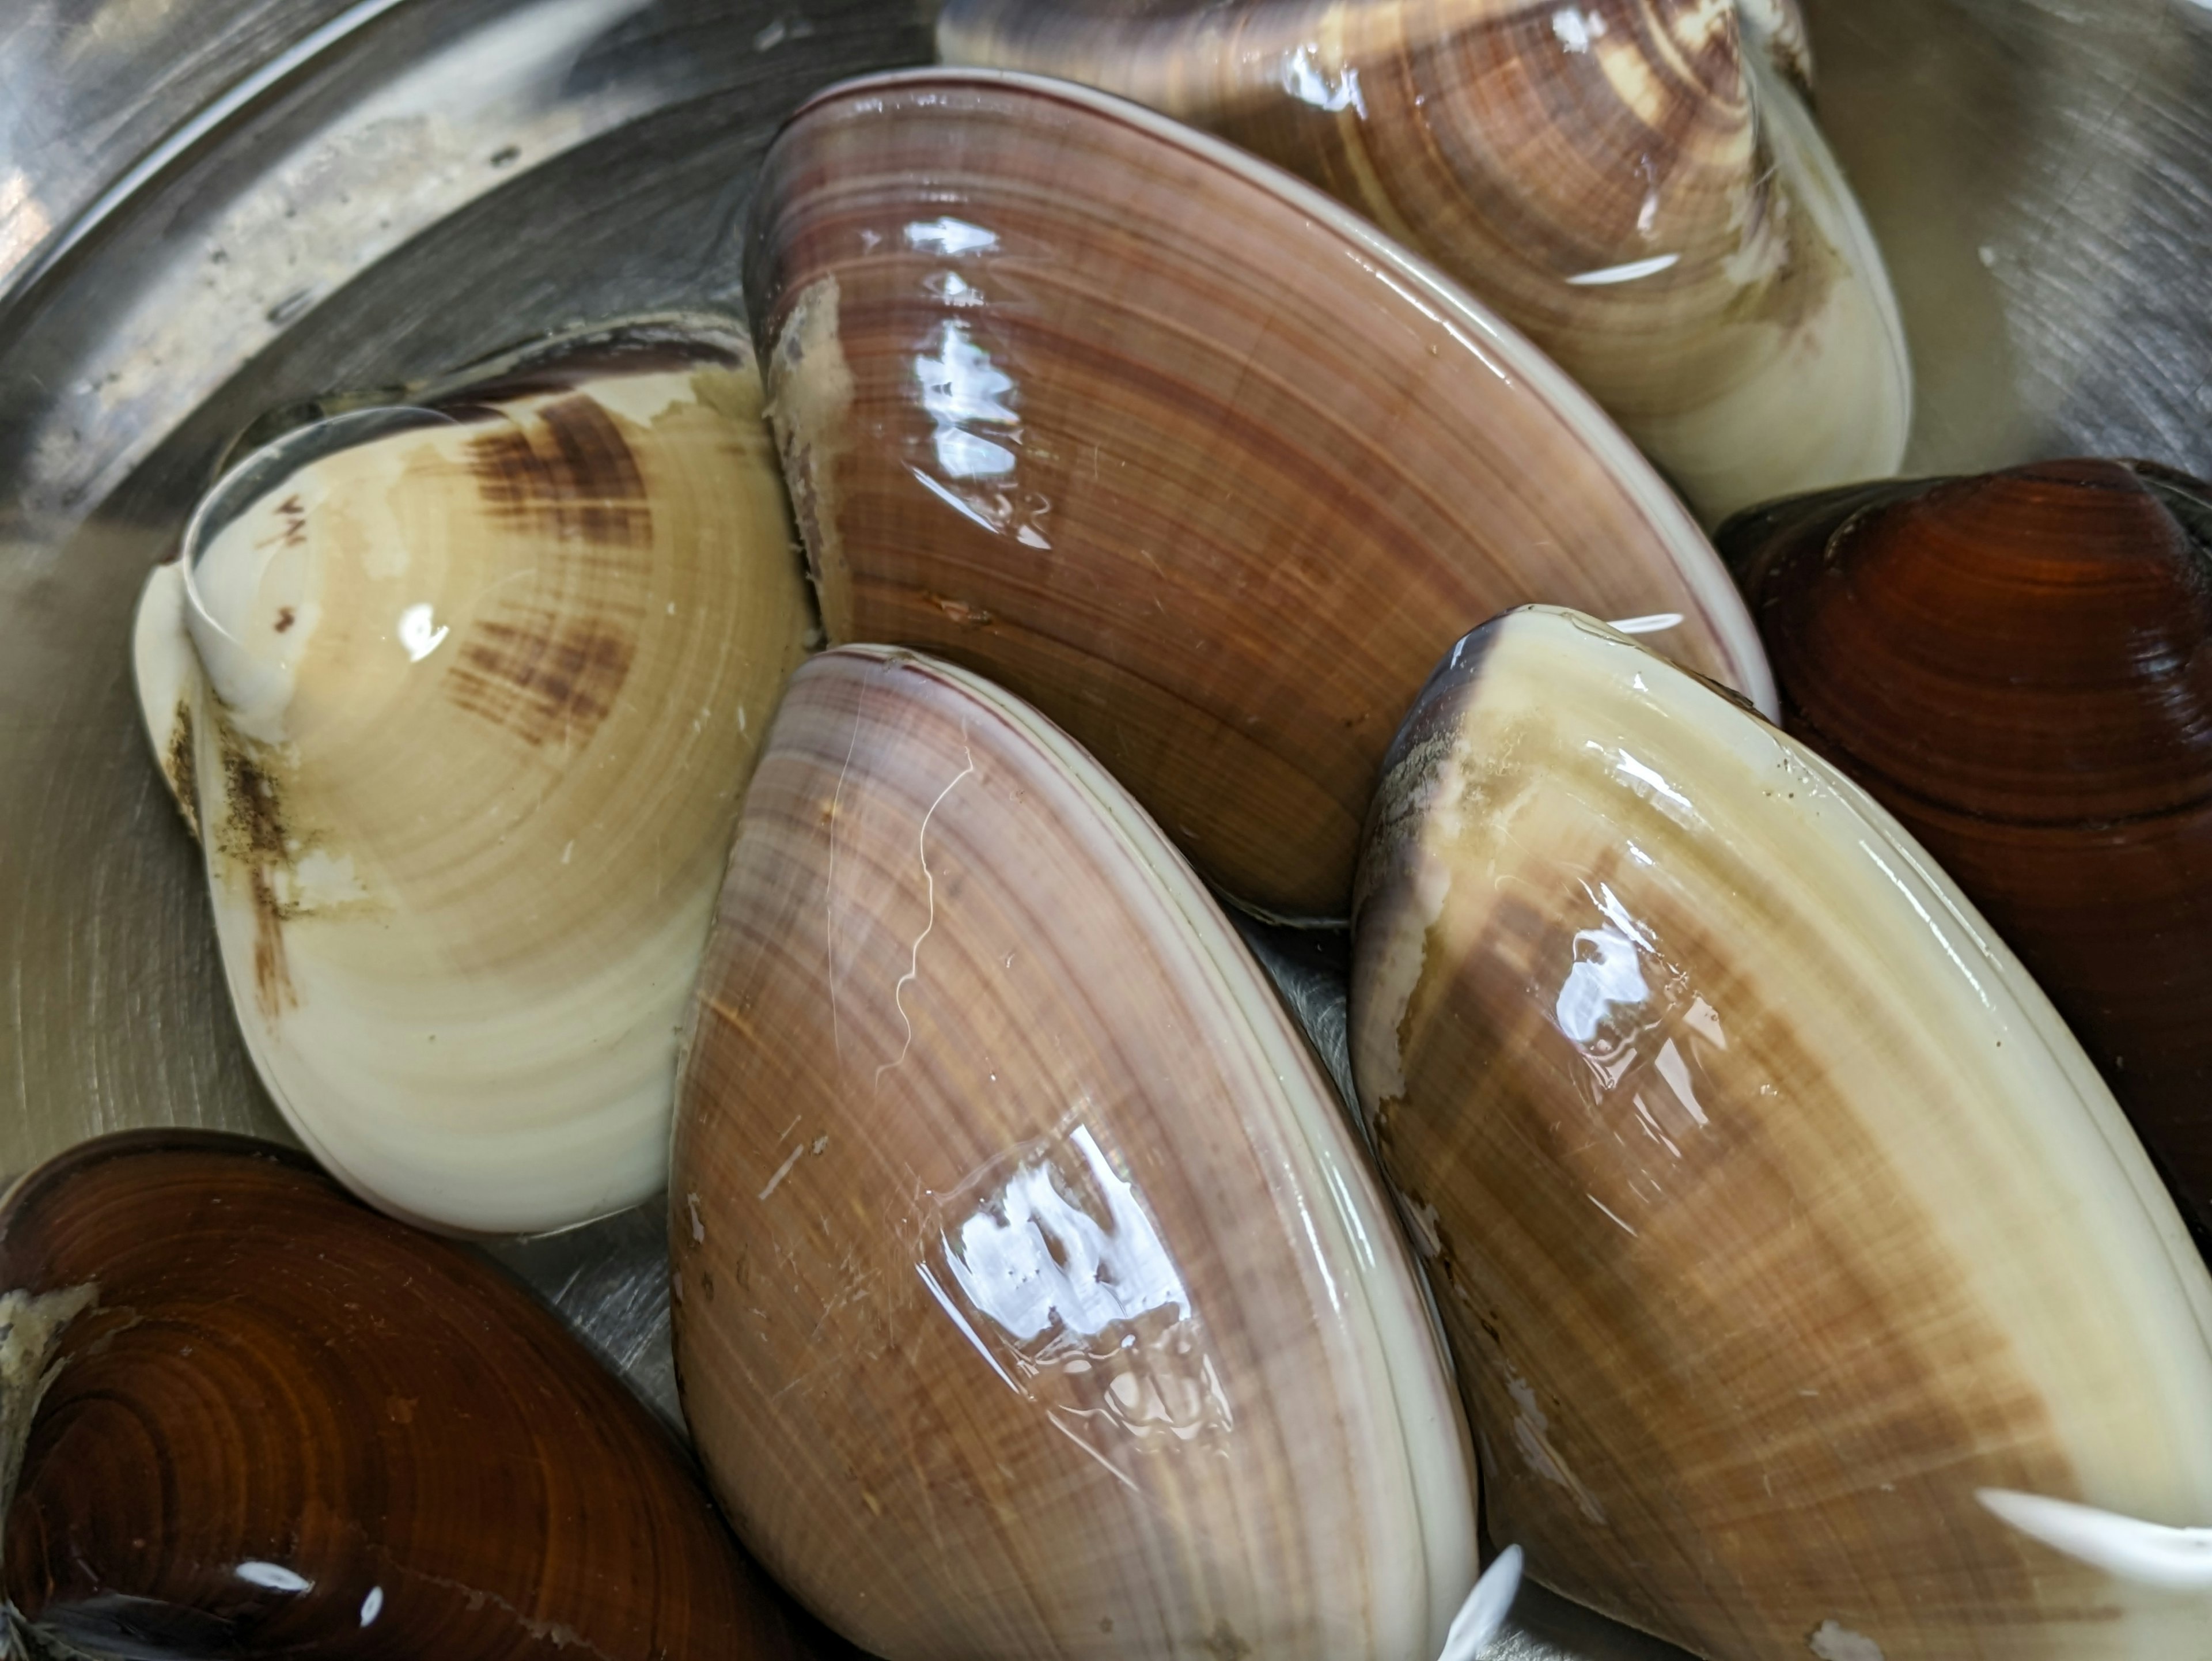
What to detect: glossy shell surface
<box><xmin>1350</xmin><ymin>606</ymin><xmax>2212</xmax><ymax>1659</ymax></box>
<box><xmin>129</xmin><ymin>320</ymin><xmax>812</xmax><ymax>1235</ymax></box>
<box><xmin>744</xmin><ymin>68</ymin><xmax>1772</xmax><ymax>921</ymax></box>
<box><xmin>0</xmin><ymin>1131</ymin><xmax>842</xmax><ymax>1661</ymax></box>
<box><xmin>935</xmin><ymin>0</ymin><xmax>1911</xmax><ymax>525</ymax></box>
<box><xmin>1721</xmin><ymin>458</ymin><xmax>2212</xmax><ymax>1240</ymax></box>
<box><xmin>671</xmin><ymin>645</ymin><xmax>1479</xmax><ymax>1661</ymax></box>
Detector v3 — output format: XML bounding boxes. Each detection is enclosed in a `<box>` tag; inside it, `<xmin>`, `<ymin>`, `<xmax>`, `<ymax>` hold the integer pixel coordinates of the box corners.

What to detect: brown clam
<box><xmin>935</xmin><ymin>0</ymin><xmax>1910</xmax><ymax>524</ymax></box>
<box><xmin>1350</xmin><ymin>606</ymin><xmax>2212</xmax><ymax>1659</ymax></box>
<box><xmin>0</xmin><ymin>1130</ymin><xmax>842</xmax><ymax>1661</ymax></box>
<box><xmin>743</xmin><ymin>68</ymin><xmax>1773</xmax><ymax>922</ymax></box>
<box><xmin>1720</xmin><ymin>459</ymin><xmax>2212</xmax><ymax>1242</ymax></box>
<box><xmin>670</xmin><ymin>645</ymin><xmax>1479</xmax><ymax>1660</ymax></box>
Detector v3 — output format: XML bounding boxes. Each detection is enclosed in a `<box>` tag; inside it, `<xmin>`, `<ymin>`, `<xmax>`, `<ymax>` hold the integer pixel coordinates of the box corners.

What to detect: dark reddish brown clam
<box><xmin>0</xmin><ymin>1130</ymin><xmax>847</xmax><ymax>1661</ymax></box>
<box><xmin>1720</xmin><ymin>458</ymin><xmax>2212</xmax><ymax>1235</ymax></box>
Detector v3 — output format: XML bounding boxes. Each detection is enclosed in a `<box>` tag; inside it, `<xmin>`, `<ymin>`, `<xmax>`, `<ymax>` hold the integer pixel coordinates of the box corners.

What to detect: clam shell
<box><xmin>935</xmin><ymin>0</ymin><xmax>1911</xmax><ymax>525</ymax></box>
<box><xmin>0</xmin><ymin>1130</ymin><xmax>844</xmax><ymax>1661</ymax></box>
<box><xmin>1349</xmin><ymin>606</ymin><xmax>2212</xmax><ymax>1659</ymax></box>
<box><xmin>1719</xmin><ymin>459</ymin><xmax>2212</xmax><ymax>1242</ymax></box>
<box><xmin>670</xmin><ymin>644</ymin><xmax>1478</xmax><ymax>1661</ymax></box>
<box><xmin>743</xmin><ymin>69</ymin><xmax>1772</xmax><ymax>922</ymax></box>
<box><xmin>129</xmin><ymin>318</ymin><xmax>812</xmax><ymax>1235</ymax></box>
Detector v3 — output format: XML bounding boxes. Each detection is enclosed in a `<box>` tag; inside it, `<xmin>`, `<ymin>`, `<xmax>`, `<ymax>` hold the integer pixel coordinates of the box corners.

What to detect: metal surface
<box><xmin>0</xmin><ymin>1</ymin><xmax>2206</xmax><ymax>1656</ymax></box>
<box><xmin>1808</xmin><ymin>0</ymin><xmax>2212</xmax><ymax>479</ymax></box>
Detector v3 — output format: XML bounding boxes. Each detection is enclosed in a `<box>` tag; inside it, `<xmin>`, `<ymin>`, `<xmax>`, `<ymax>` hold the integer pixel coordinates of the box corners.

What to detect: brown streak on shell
<box><xmin>463</xmin><ymin>394</ymin><xmax>653</xmax><ymax>548</ymax></box>
<box><xmin>448</xmin><ymin>610</ymin><xmax>638</xmax><ymax>748</ymax></box>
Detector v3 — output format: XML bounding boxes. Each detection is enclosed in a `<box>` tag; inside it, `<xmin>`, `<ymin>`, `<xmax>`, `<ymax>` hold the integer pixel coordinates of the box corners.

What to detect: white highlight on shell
<box><xmin>1608</xmin><ymin>747</ymin><xmax>1695</xmax><ymax>819</ymax></box>
<box><xmin>1607</xmin><ymin>611</ymin><xmax>1684</xmax><ymax>635</ymax></box>
<box><xmin>942</xmin><ymin>1125</ymin><xmax>1195</xmax><ymax>1349</ymax></box>
<box><xmin>1855</xmin><ymin>838</ymin><xmax>1994</xmax><ymax>1013</ymax></box>
<box><xmin>236</xmin><ymin>1561</ymin><xmax>313</xmax><ymax>1594</ymax></box>
<box><xmin>916</xmin><ymin>323</ymin><xmax>1019</xmax><ymax>480</ymax></box>
<box><xmin>359</xmin><ymin>1586</ymin><xmax>385</xmax><ymax>1626</ymax></box>
<box><xmin>1553</xmin><ymin>911</ymin><xmax>1649</xmax><ymax>1043</ymax></box>
<box><xmin>1435</xmin><ymin>1545</ymin><xmax>1522</xmax><ymax>1661</ymax></box>
<box><xmin>1586</xmin><ymin>1194</ymin><xmax>1639</xmax><ymax>1237</ymax></box>
<box><xmin>905</xmin><ymin>217</ymin><xmax>998</xmax><ymax>255</ymax></box>
<box><xmin>1280</xmin><ymin>46</ymin><xmax>1365</xmax><ymax>116</ymax></box>
<box><xmin>1808</xmin><ymin>1620</ymin><xmax>1884</xmax><ymax>1661</ymax></box>
<box><xmin>1551</xmin><ymin>7</ymin><xmax>1596</xmax><ymax>51</ymax></box>
<box><xmin>1565</xmin><ymin>253</ymin><xmax>1681</xmax><ymax>286</ymax></box>
<box><xmin>1978</xmin><ymin>1488</ymin><xmax>2212</xmax><ymax>1590</ymax></box>
<box><xmin>396</xmin><ymin>603</ymin><xmax>448</xmax><ymax>663</ymax></box>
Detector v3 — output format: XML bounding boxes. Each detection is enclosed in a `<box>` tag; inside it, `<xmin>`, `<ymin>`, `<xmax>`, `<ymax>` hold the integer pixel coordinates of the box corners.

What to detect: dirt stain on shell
<box><xmin>764</xmin><ymin>276</ymin><xmax>855</xmax><ymax>638</ymax></box>
<box><xmin>215</xmin><ymin>734</ymin><xmax>296</xmax><ymax>1021</ymax></box>
<box><xmin>164</xmin><ymin>701</ymin><xmax>199</xmax><ymax>843</ymax></box>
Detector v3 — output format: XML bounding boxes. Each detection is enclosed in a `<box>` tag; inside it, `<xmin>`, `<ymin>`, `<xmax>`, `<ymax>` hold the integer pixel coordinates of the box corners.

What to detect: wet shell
<box><xmin>935</xmin><ymin>0</ymin><xmax>1911</xmax><ymax>525</ymax></box>
<box><xmin>743</xmin><ymin>69</ymin><xmax>1772</xmax><ymax>922</ymax></box>
<box><xmin>130</xmin><ymin>317</ymin><xmax>812</xmax><ymax>1235</ymax></box>
<box><xmin>670</xmin><ymin>645</ymin><xmax>1479</xmax><ymax>1661</ymax></box>
<box><xmin>1349</xmin><ymin>606</ymin><xmax>2212</xmax><ymax>1659</ymax></box>
<box><xmin>0</xmin><ymin>1130</ymin><xmax>847</xmax><ymax>1661</ymax></box>
<box><xmin>1720</xmin><ymin>459</ymin><xmax>2212</xmax><ymax>1242</ymax></box>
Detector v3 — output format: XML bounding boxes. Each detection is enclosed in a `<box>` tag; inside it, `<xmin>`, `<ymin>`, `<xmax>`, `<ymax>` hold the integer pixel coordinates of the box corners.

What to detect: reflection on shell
<box><xmin>0</xmin><ymin>1132</ymin><xmax>847</xmax><ymax>1661</ymax></box>
<box><xmin>128</xmin><ymin>317</ymin><xmax>812</xmax><ymax>1236</ymax></box>
<box><xmin>936</xmin><ymin>0</ymin><xmax>1911</xmax><ymax>524</ymax></box>
<box><xmin>1721</xmin><ymin>458</ymin><xmax>2212</xmax><ymax>1247</ymax></box>
<box><xmin>671</xmin><ymin>645</ymin><xmax>1478</xmax><ymax>1661</ymax></box>
<box><xmin>1350</xmin><ymin>606</ymin><xmax>2212</xmax><ymax>1659</ymax></box>
<box><xmin>745</xmin><ymin>69</ymin><xmax>1772</xmax><ymax>921</ymax></box>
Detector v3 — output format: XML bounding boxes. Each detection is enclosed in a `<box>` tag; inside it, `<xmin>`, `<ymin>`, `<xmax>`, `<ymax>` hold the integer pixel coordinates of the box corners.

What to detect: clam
<box><xmin>934</xmin><ymin>0</ymin><xmax>1910</xmax><ymax>525</ymax></box>
<box><xmin>1349</xmin><ymin>605</ymin><xmax>2212</xmax><ymax>1659</ymax></box>
<box><xmin>0</xmin><ymin>1130</ymin><xmax>844</xmax><ymax>1660</ymax></box>
<box><xmin>743</xmin><ymin>69</ymin><xmax>1773</xmax><ymax>923</ymax></box>
<box><xmin>669</xmin><ymin>644</ymin><xmax>1479</xmax><ymax>1660</ymax></box>
<box><xmin>1720</xmin><ymin>459</ymin><xmax>2212</xmax><ymax>1242</ymax></box>
<box><xmin>130</xmin><ymin>316</ymin><xmax>812</xmax><ymax>1236</ymax></box>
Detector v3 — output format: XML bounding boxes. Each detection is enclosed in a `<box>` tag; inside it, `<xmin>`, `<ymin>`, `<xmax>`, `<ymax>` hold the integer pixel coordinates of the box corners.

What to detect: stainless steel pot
<box><xmin>3</xmin><ymin>2</ymin><xmax>2207</xmax><ymax>1655</ymax></box>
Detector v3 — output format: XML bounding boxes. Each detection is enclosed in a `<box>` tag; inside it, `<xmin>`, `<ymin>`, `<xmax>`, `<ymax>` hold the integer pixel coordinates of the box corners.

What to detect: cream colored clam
<box><xmin>937</xmin><ymin>0</ymin><xmax>1911</xmax><ymax>524</ymax></box>
<box><xmin>671</xmin><ymin>644</ymin><xmax>1478</xmax><ymax>1661</ymax></box>
<box><xmin>131</xmin><ymin>319</ymin><xmax>811</xmax><ymax>1235</ymax></box>
<box><xmin>1350</xmin><ymin>606</ymin><xmax>2212</xmax><ymax>1659</ymax></box>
